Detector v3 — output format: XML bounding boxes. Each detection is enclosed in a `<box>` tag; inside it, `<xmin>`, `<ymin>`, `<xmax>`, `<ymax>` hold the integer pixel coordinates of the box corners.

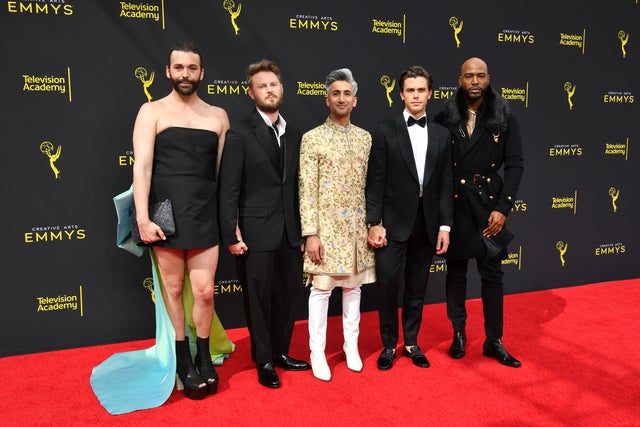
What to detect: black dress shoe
<box><xmin>402</xmin><ymin>345</ymin><xmax>430</xmax><ymax>368</ymax></box>
<box><xmin>273</xmin><ymin>354</ymin><xmax>311</xmax><ymax>371</ymax></box>
<box><xmin>482</xmin><ymin>338</ymin><xmax>522</xmax><ymax>368</ymax></box>
<box><xmin>257</xmin><ymin>362</ymin><xmax>281</xmax><ymax>388</ymax></box>
<box><xmin>449</xmin><ymin>330</ymin><xmax>466</xmax><ymax>359</ymax></box>
<box><xmin>377</xmin><ymin>348</ymin><xmax>396</xmax><ymax>371</ymax></box>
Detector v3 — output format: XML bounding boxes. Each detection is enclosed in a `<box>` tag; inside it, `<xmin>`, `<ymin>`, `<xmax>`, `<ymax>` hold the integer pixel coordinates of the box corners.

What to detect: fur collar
<box><xmin>440</xmin><ymin>85</ymin><xmax>510</xmax><ymax>133</ymax></box>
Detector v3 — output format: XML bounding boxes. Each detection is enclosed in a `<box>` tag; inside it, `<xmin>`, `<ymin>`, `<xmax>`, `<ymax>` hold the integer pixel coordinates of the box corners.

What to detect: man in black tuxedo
<box><xmin>434</xmin><ymin>57</ymin><xmax>524</xmax><ymax>368</ymax></box>
<box><xmin>366</xmin><ymin>65</ymin><xmax>453</xmax><ymax>370</ymax></box>
<box><xmin>218</xmin><ymin>59</ymin><xmax>310</xmax><ymax>388</ymax></box>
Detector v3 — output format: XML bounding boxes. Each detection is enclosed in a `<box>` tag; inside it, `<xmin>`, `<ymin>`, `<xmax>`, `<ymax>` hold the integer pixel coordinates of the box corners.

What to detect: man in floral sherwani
<box><xmin>299</xmin><ymin>68</ymin><xmax>376</xmax><ymax>381</ymax></box>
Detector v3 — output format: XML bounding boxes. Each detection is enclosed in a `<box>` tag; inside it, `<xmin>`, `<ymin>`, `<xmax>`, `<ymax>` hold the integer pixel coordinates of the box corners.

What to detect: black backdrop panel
<box><xmin>1</xmin><ymin>0</ymin><xmax>637</xmax><ymax>356</ymax></box>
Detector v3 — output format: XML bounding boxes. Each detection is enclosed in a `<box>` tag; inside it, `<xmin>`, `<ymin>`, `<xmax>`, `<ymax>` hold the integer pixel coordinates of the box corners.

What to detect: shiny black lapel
<box><xmin>393</xmin><ymin>114</ymin><xmax>419</xmax><ymax>185</ymax></box>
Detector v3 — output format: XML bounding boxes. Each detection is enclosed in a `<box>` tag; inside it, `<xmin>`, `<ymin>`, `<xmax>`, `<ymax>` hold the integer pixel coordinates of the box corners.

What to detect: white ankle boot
<box><xmin>309</xmin><ymin>287</ymin><xmax>332</xmax><ymax>381</ymax></box>
<box><xmin>310</xmin><ymin>351</ymin><xmax>331</xmax><ymax>381</ymax></box>
<box><xmin>342</xmin><ymin>287</ymin><xmax>363</xmax><ymax>372</ymax></box>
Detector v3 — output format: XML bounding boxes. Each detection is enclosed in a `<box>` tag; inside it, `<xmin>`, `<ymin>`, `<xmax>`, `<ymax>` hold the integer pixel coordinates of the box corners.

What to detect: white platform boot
<box><xmin>342</xmin><ymin>286</ymin><xmax>363</xmax><ymax>372</ymax></box>
<box><xmin>308</xmin><ymin>287</ymin><xmax>332</xmax><ymax>381</ymax></box>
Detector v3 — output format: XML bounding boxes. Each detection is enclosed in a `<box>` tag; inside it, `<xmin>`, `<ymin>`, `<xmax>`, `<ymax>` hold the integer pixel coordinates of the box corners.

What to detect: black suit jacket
<box><xmin>218</xmin><ymin>109</ymin><xmax>304</xmax><ymax>251</ymax></box>
<box><xmin>366</xmin><ymin>114</ymin><xmax>453</xmax><ymax>244</ymax></box>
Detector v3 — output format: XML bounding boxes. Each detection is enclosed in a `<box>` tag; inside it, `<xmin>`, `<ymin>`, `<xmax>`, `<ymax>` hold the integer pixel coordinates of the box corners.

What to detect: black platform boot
<box><xmin>176</xmin><ymin>338</ymin><xmax>207</xmax><ymax>399</ymax></box>
<box><xmin>195</xmin><ymin>336</ymin><xmax>219</xmax><ymax>394</ymax></box>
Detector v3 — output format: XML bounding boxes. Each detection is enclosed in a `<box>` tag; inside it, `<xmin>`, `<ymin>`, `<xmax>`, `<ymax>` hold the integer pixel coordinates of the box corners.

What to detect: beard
<box><xmin>255</xmin><ymin>95</ymin><xmax>283</xmax><ymax>113</ymax></box>
<box><xmin>171</xmin><ymin>77</ymin><xmax>200</xmax><ymax>96</ymax></box>
<box><xmin>464</xmin><ymin>86</ymin><xmax>486</xmax><ymax>100</ymax></box>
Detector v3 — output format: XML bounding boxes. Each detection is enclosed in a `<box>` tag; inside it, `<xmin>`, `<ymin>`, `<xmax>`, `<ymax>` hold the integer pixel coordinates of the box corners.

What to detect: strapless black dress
<box><xmin>149</xmin><ymin>127</ymin><xmax>219</xmax><ymax>249</ymax></box>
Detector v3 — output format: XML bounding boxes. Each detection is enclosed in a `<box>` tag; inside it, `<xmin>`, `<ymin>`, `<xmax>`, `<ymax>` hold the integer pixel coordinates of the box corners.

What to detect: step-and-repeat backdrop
<box><xmin>1</xmin><ymin>1</ymin><xmax>637</xmax><ymax>356</ymax></box>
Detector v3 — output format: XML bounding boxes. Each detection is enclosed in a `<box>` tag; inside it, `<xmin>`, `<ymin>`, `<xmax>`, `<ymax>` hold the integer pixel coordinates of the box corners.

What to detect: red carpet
<box><xmin>1</xmin><ymin>279</ymin><xmax>639</xmax><ymax>426</ymax></box>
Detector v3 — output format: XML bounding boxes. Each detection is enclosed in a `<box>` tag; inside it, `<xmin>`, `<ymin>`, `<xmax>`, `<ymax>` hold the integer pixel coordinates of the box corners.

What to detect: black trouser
<box><xmin>376</xmin><ymin>203</ymin><xmax>435</xmax><ymax>349</ymax></box>
<box><xmin>236</xmin><ymin>232</ymin><xmax>304</xmax><ymax>365</ymax></box>
<box><xmin>445</xmin><ymin>256</ymin><xmax>504</xmax><ymax>338</ymax></box>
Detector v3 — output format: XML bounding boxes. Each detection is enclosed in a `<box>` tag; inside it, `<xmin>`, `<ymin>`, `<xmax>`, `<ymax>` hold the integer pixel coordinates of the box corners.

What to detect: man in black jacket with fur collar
<box><xmin>434</xmin><ymin>57</ymin><xmax>524</xmax><ymax>367</ymax></box>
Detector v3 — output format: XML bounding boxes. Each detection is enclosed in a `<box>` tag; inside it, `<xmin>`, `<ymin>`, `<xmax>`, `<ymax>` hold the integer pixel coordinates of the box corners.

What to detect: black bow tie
<box><xmin>407</xmin><ymin>116</ymin><xmax>426</xmax><ymax>127</ymax></box>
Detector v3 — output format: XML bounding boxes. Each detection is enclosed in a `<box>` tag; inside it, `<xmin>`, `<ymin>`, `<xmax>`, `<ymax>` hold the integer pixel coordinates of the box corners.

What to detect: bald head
<box><xmin>460</xmin><ymin>57</ymin><xmax>489</xmax><ymax>76</ymax></box>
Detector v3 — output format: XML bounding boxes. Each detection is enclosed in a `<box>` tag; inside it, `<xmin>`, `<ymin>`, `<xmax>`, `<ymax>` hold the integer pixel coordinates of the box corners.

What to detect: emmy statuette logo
<box><xmin>223</xmin><ymin>0</ymin><xmax>242</xmax><ymax>36</ymax></box>
<box><xmin>380</xmin><ymin>75</ymin><xmax>396</xmax><ymax>107</ymax></box>
<box><xmin>609</xmin><ymin>187</ymin><xmax>620</xmax><ymax>213</ymax></box>
<box><xmin>40</xmin><ymin>141</ymin><xmax>61</xmax><ymax>179</ymax></box>
<box><xmin>135</xmin><ymin>67</ymin><xmax>155</xmax><ymax>102</ymax></box>
<box><xmin>564</xmin><ymin>82</ymin><xmax>576</xmax><ymax>110</ymax></box>
<box><xmin>143</xmin><ymin>277</ymin><xmax>156</xmax><ymax>303</ymax></box>
<box><xmin>618</xmin><ymin>30</ymin><xmax>629</xmax><ymax>58</ymax></box>
<box><xmin>556</xmin><ymin>241</ymin><xmax>568</xmax><ymax>267</ymax></box>
<box><xmin>449</xmin><ymin>16</ymin><xmax>463</xmax><ymax>48</ymax></box>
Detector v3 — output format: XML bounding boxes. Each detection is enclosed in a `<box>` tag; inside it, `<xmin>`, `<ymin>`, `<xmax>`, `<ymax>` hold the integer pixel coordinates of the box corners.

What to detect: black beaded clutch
<box><xmin>129</xmin><ymin>199</ymin><xmax>175</xmax><ymax>243</ymax></box>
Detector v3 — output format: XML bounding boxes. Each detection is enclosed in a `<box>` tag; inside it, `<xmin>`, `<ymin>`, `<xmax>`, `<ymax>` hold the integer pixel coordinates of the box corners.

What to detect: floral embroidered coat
<box><xmin>299</xmin><ymin>118</ymin><xmax>375</xmax><ymax>275</ymax></box>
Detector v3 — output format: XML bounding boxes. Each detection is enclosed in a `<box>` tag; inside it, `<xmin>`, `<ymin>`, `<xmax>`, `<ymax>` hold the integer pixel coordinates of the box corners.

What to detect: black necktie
<box><xmin>407</xmin><ymin>116</ymin><xmax>426</xmax><ymax>127</ymax></box>
<box><xmin>271</xmin><ymin>120</ymin><xmax>284</xmax><ymax>176</ymax></box>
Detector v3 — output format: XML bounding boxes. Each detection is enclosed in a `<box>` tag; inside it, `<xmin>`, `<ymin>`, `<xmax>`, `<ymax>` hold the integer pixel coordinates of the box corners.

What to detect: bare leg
<box><xmin>155</xmin><ymin>247</ymin><xmax>207</xmax><ymax>397</ymax></box>
<box><xmin>155</xmin><ymin>247</ymin><xmax>187</xmax><ymax>339</ymax></box>
<box><xmin>186</xmin><ymin>246</ymin><xmax>218</xmax><ymax>337</ymax></box>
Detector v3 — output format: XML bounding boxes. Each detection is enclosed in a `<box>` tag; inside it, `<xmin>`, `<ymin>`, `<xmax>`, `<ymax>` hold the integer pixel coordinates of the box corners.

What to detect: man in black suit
<box><xmin>434</xmin><ymin>57</ymin><xmax>524</xmax><ymax>368</ymax></box>
<box><xmin>218</xmin><ymin>59</ymin><xmax>310</xmax><ymax>388</ymax></box>
<box><xmin>366</xmin><ymin>65</ymin><xmax>453</xmax><ymax>371</ymax></box>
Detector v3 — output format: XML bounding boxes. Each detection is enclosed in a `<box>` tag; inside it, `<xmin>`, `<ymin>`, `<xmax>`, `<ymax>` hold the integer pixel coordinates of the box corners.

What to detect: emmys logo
<box><xmin>603</xmin><ymin>91</ymin><xmax>634</xmax><ymax>103</ymax></box>
<box><xmin>380</xmin><ymin>75</ymin><xmax>396</xmax><ymax>107</ymax></box>
<box><xmin>618</xmin><ymin>30</ymin><xmax>629</xmax><ymax>58</ymax></box>
<box><xmin>449</xmin><ymin>16</ymin><xmax>463</xmax><ymax>48</ymax></box>
<box><xmin>497</xmin><ymin>29</ymin><xmax>535</xmax><ymax>44</ymax></box>
<box><xmin>290</xmin><ymin>15</ymin><xmax>338</xmax><ymax>31</ymax></box>
<box><xmin>7</xmin><ymin>1</ymin><xmax>73</xmax><ymax>15</ymax></box>
<box><xmin>143</xmin><ymin>278</ymin><xmax>156</xmax><ymax>303</ymax></box>
<box><xmin>215</xmin><ymin>279</ymin><xmax>243</xmax><ymax>294</ymax></box>
<box><xmin>135</xmin><ymin>67</ymin><xmax>155</xmax><ymax>102</ymax></box>
<box><xmin>119</xmin><ymin>150</ymin><xmax>135</xmax><ymax>167</ymax></box>
<box><xmin>511</xmin><ymin>199</ymin><xmax>527</xmax><ymax>212</ymax></box>
<box><xmin>556</xmin><ymin>241</ymin><xmax>568</xmax><ymax>267</ymax></box>
<box><xmin>609</xmin><ymin>187</ymin><xmax>620</xmax><ymax>213</ymax></box>
<box><xmin>24</xmin><ymin>225</ymin><xmax>86</xmax><ymax>243</ymax></box>
<box><xmin>40</xmin><ymin>141</ymin><xmax>61</xmax><ymax>179</ymax></box>
<box><xmin>564</xmin><ymin>82</ymin><xmax>576</xmax><ymax>110</ymax></box>
<box><xmin>549</xmin><ymin>144</ymin><xmax>582</xmax><ymax>157</ymax></box>
<box><xmin>429</xmin><ymin>258</ymin><xmax>447</xmax><ymax>273</ymax></box>
<box><xmin>223</xmin><ymin>0</ymin><xmax>242</xmax><ymax>36</ymax></box>
<box><xmin>433</xmin><ymin>86</ymin><xmax>456</xmax><ymax>100</ymax></box>
<box><xmin>207</xmin><ymin>80</ymin><xmax>248</xmax><ymax>96</ymax></box>
<box><xmin>595</xmin><ymin>242</ymin><xmax>626</xmax><ymax>256</ymax></box>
